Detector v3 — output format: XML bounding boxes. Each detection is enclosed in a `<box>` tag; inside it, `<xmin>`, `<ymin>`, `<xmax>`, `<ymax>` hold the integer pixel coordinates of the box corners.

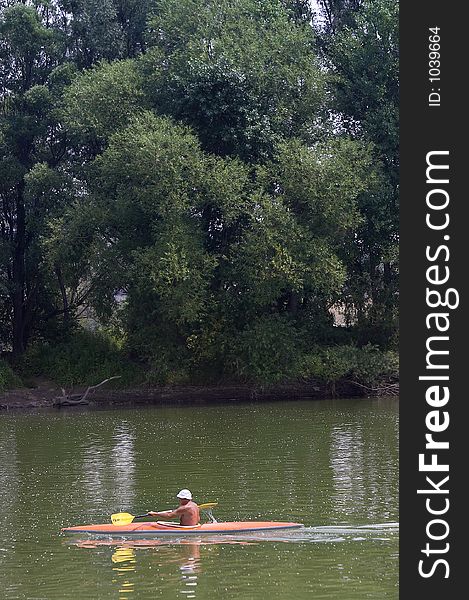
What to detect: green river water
<box><xmin>0</xmin><ymin>398</ymin><xmax>398</xmax><ymax>599</ymax></box>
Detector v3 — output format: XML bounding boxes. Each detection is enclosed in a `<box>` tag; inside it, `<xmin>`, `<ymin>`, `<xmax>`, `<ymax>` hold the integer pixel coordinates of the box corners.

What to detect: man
<box><xmin>148</xmin><ymin>489</ymin><xmax>200</xmax><ymax>526</ymax></box>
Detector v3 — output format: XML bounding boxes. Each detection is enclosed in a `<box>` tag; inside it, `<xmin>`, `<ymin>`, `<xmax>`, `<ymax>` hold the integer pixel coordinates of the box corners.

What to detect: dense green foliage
<box><xmin>1</xmin><ymin>0</ymin><xmax>398</xmax><ymax>389</ymax></box>
<box><xmin>0</xmin><ymin>357</ymin><xmax>22</xmax><ymax>390</ymax></box>
<box><xmin>19</xmin><ymin>330</ymin><xmax>142</xmax><ymax>387</ymax></box>
<box><xmin>300</xmin><ymin>344</ymin><xmax>398</xmax><ymax>387</ymax></box>
<box><xmin>320</xmin><ymin>0</ymin><xmax>399</xmax><ymax>344</ymax></box>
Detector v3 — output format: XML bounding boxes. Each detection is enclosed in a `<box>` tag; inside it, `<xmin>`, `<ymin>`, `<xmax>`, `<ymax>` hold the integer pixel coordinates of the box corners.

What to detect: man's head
<box><xmin>176</xmin><ymin>489</ymin><xmax>192</xmax><ymax>505</ymax></box>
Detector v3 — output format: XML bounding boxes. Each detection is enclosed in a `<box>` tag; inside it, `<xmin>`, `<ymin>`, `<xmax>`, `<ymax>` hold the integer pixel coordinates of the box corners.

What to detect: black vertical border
<box><xmin>400</xmin><ymin>2</ymin><xmax>465</xmax><ymax>597</ymax></box>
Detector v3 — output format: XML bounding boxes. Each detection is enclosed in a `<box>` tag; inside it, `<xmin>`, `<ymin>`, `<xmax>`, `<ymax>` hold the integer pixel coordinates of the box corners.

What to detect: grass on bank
<box><xmin>0</xmin><ymin>359</ymin><xmax>23</xmax><ymax>391</ymax></box>
<box><xmin>2</xmin><ymin>329</ymin><xmax>398</xmax><ymax>393</ymax></box>
<box><xmin>17</xmin><ymin>330</ymin><xmax>144</xmax><ymax>389</ymax></box>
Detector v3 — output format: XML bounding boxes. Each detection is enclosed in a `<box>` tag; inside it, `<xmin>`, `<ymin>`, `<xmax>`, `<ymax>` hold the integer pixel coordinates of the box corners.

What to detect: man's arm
<box><xmin>148</xmin><ymin>506</ymin><xmax>187</xmax><ymax>519</ymax></box>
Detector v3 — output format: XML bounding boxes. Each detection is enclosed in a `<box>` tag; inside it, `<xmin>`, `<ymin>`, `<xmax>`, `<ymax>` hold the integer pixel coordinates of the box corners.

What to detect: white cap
<box><xmin>176</xmin><ymin>489</ymin><xmax>192</xmax><ymax>500</ymax></box>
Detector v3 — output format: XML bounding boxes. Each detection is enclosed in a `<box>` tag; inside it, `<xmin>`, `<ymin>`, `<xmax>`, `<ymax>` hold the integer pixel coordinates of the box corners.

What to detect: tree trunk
<box><xmin>11</xmin><ymin>183</ymin><xmax>26</xmax><ymax>357</ymax></box>
<box><xmin>55</xmin><ymin>265</ymin><xmax>70</xmax><ymax>323</ymax></box>
<box><xmin>287</xmin><ymin>291</ymin><xmax>299</xmax><ymax>315</ymax></box>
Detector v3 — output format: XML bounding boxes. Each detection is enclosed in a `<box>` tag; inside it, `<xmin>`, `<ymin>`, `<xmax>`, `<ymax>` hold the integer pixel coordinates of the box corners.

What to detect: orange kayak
<box><xmin>62</xmin><ymin>520</ymin><xmax>303</xmax><ymax>536</ymax></box>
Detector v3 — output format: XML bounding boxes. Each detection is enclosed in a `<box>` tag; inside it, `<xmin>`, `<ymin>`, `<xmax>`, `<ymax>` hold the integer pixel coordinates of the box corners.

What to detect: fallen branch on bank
<box><xmin>348</xmin><ymin>379</ymin><xmax>399</xmax><ymax>397</ymax></box>
<box><xmin>53</xmin><ymin>376</ymin><xmax>122</xmax><ymax>407</ymax></box>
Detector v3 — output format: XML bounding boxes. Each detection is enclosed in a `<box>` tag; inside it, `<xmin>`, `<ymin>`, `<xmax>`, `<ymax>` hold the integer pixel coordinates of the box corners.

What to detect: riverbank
<box><xmin>0</xmin><ymin>377</ymin><xmax>398</xmax><ymax>411</ymax></box>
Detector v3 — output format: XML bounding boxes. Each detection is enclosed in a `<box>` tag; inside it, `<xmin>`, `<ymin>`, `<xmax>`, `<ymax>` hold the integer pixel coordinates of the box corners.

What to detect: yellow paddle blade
<box><xmin>111</xmin><ymin>512</ymin><xmax>137</xmax><ymax>526</ymax></box>
<box><xmin>199</xmin><ymin>502</ymin><xmax>218</xmax><ymax>509</ymax></box>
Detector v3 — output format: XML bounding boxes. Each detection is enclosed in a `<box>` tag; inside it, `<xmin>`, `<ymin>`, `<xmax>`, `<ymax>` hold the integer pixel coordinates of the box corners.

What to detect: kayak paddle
<box><xmin>111</xmin><ymin>512</ymin><xmax>148</xmax><ymax>526</ymax></box>
<box><xmin>111</xmin><ymin>502</ymin><xmax>218</xmax><ymax>526</ymax></box>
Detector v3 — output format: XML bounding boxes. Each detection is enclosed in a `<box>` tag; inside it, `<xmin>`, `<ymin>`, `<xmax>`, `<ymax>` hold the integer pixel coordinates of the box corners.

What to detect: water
<box><xmin>0</xmin><ymin>398</ymin><xmax>398</xmax><ymax>599</ymax></box>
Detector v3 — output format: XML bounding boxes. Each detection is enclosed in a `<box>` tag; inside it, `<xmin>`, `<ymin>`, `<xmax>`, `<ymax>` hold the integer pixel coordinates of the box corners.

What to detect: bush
<box><xmin>0</xmin><ymin>359</ymin><xmax>23</xmax><ymax>391</ymax></box>
<box><xmin>225</xmin><ymin>315</ymin><xmax>303</xmax><ymax>383</ymax></box>
<box><xmin>352</xmin><ymin>345</ymin><xmax>399</xmax><ymax>387</ymax></box>
<box><xmin>143</xmin><ymin>350</ymin><xmax>191</xmax><ymax>386</ymax></box>
<box><xmin>19</xmin><ymin>330</ymin><xmax>143</xmax><ymax>388</ymax></box>
<box><xmin>300</xmin><ymin>344</ymin><xmax>399</xmax><ymax>387</ymax></box>
<box><xmin>300</xmin><ymin>345</ymin><xmax>357</xmax><ymax>384</ymax></box>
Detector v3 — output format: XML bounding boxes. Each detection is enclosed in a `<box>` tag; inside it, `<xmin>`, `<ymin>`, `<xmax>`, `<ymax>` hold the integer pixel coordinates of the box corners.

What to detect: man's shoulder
<box><xmin>177</xmin><ymin>502</ymin><xmax>196</xmax><ymax>511</ymax></box>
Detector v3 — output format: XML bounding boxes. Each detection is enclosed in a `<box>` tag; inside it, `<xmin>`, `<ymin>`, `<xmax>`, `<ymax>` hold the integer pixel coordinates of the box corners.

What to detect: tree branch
<box><xmin>80</xmin><ymin>376</ymin><xmax>122</xmax><ymax>403</ymax></box>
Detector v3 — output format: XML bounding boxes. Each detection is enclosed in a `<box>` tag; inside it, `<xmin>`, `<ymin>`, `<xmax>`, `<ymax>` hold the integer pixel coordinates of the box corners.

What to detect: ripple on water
<box><xmin>0</xmin><ymin>399</ymin><xmax>399</xmax><ymax>600</ymax></box>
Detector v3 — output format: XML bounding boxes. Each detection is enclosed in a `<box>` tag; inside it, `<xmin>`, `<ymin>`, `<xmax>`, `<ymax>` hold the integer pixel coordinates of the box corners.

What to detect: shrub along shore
<box><xmin>1</xmin><ymin>331</ymin><xmax>398</xmax><ymax>410</ymax></box>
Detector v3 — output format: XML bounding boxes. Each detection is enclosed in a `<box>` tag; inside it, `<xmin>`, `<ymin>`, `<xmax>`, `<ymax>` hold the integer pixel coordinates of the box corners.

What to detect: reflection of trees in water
<box><xmin>80</xmin><ymin>422</ymin><xmax>136</xmax><ymax>514</ymax></box>
<box><xmin>330</xmin><ymin>414</ymin><xmax>398</xmax><ymax>522</ymax></box>
<box><xmin>330</xmin><ymin>425</ymin><xmax>366</xmax><ymax>517</ymax></box>
<box><xmin>0</xmin><ymin>426</ymin><xmax>18</xmax><ymax>516</ymax></box>
<box><xmin>75</xmin><ymin>539</ymin><xmax>257</xmax><ymax>600</ymax></box>
<box><xmin>3</xmin><ymin>402</ymin><xmax>397</xmax><ymax>546</ymax></box>
<box><xmin>108</xmin><ymin>541</ymin><xmax>202</xmax><ymax>600</ymax></box>
<box><xmin>111</xmin><ymin>423</ymin><xmax>136</xmax><ymax>508</ymax></box>
<box><xmin>131</xmin><ymin>403</ymin><xmax>397</xmax><ymax>526</ymax></box>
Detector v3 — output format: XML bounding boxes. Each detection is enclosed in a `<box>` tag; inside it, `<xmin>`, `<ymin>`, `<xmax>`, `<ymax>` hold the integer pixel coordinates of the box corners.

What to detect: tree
<box><xmin>58</xmin><ymin>111</ymin><xmax>251</xmax><ymax>374</ymax></box>
<box><xmin>320</xmin><ymin>0</ymin><xmax>399</xmax><ymax>344</ymax></box>
<box><xmin>63</xmin><ymin>58</ymin><xmax>145</xmax><ymax>153</ymax></box>
<box><xmin>0</xmin><ymin>1</ymin><xmax>152</xmax><ymax>356</ymax></box>
<box><xmin>0</xmin><ymin>3</ymin><xmax>68</xmax><ymax>355</ymax></box>
<box><xmin>1</xmin><ymin>0</ymin><xmax>398</xmax><ymax>385</ymax></box>
<box><xmin>140</xmin><ymin>0</ymin><xmax>325</xmax><ymax>162</ymax></box>
<box><xmin>60</xmin><ymin>0</ymin><xmax>152</xmax><ymax>68</ymax></box>
<box><xmin>315</xmin><ymin>0</ymin><xmax>364</xmax><ymax>34</ymax></box>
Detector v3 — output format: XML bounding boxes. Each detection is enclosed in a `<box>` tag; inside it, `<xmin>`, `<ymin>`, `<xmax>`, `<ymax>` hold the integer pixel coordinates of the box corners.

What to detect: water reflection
<box><xmin>70</xmin><ymin>539</ymin><xmax>260</xmax><ymax>598</ymax></box>
<box><xmin>1</xmin><ymin>400</ymin><xmax>399</xmax><ymax>600</ymax></box>
<box><xmin>111</xmin><ymin>423</ymin><xmax>136</xmax><ymax>509</ymax></box>
<box><xmin>329</xmin><ymin>413</ymin><xmax>398</xmax><ymax>523</ymax></box>
<box><xmin>66</xmin><ymin>525</ymin><xmax>398</xmax><ymax>599</ymax></box>
<box><xmin>112</xmin><ymin>547</ymin><xmax>136</xmax><ymax>599</ymax></box>
<box><xmin>0</xmin><ymin>427</ymin><xmax>18</xmax><ymax>516</ymax></box>
<box><xmin>177</xmin><ymin>543</ymin><xmax>200</xmax><ymax>598</ymax></box>
<box><xmin>112</xmin><ymin>547</ymin><xmax>137</xmax><ymax>565</ymax></box>
<box><xmin>79</xmin><ymin>422</ymin><xmax>136</xmax><ymax>515</ymax></box>
<box><xmin>330</xmin><ymin>425</ymin><xmax>366</xmax><ymax>518</ymax></box>
<box><xmin>81</xmin><ymin>445</ymin><xmax>107</xmax><ymax>504</ymax></box>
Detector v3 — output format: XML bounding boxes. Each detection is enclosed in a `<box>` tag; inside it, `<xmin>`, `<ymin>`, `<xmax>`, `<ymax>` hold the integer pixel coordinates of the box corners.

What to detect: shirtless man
<box><xmin>147</xmin><ymin>489</ymin><xmax>200</xmax><ymax>525</ymax></box>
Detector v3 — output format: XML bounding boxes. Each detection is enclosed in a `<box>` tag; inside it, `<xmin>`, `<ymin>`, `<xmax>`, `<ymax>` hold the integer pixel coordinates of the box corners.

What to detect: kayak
<box><xmin>62</xmin><ymin>520</ymin><xmax>304</xmax><ymax>536</ymax></box>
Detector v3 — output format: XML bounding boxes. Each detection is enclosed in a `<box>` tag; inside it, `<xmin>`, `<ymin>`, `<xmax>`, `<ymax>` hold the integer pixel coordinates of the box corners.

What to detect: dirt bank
<box><xmin>0</xmin><ymin>378</ymin><xmax>390</xmax><ymax>411</ymax></box>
